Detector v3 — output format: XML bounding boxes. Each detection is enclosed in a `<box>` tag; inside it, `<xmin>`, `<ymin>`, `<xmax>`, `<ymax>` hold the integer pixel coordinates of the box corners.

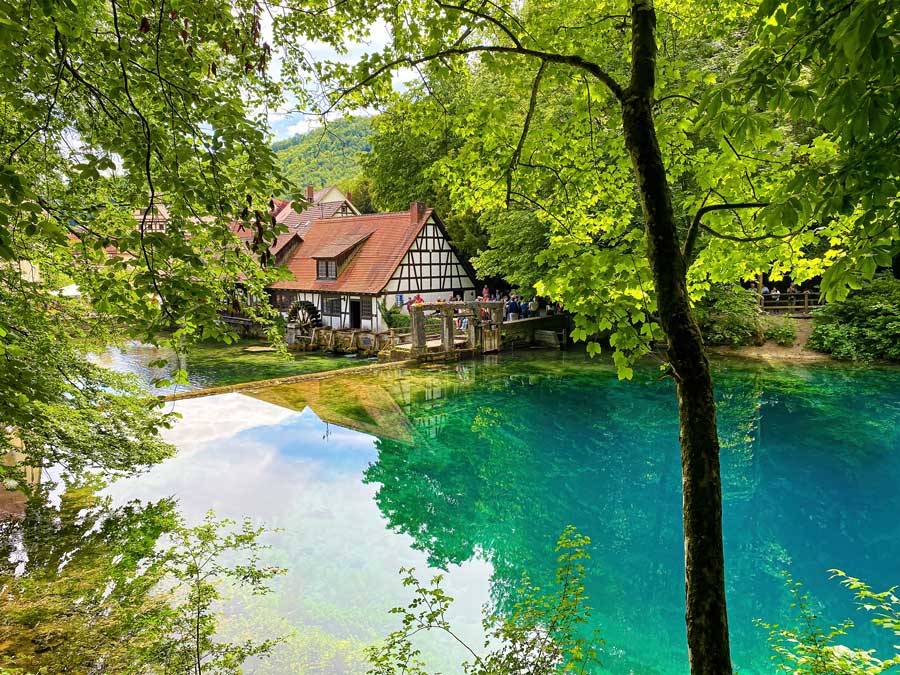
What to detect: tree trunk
<box><xmin>622</xmin><ymin>2</ymin><xmax>732</xmax><ymax>674</ymax></box>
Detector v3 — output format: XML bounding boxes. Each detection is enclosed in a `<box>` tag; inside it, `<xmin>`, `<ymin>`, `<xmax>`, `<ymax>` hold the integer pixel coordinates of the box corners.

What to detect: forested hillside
<box><xmin>273</xmin><ymin>116</ymin><xmax>372</xmax><ymax>189</ymax></box>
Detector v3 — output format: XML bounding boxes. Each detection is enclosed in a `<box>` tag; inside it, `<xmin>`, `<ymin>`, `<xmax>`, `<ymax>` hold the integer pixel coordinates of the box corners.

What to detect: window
<box><xmin>316</xmin><ymin>259</ymin><xmax>337</xmax><ymax>280</ymax></box>
<box><xmin>274</xmin><ymin>291</ymin><xmax>291</xmax><ymax>309</ymax></box>
<box><xmin>323</xmin><ymin>295</ymin><xmax>341</xmax><ymax>316</ymax></box>
<box><xmin>361</xmin><ymin>296</ymin><xmax>373</xmax><ymax>320</ymax></box>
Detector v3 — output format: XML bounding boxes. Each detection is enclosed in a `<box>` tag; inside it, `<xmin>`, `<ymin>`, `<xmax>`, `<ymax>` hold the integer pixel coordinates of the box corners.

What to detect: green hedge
<box><xmin>807</xmin><ymin>274</ymin><xmax>900</xmax><ymax>361</ymax></box>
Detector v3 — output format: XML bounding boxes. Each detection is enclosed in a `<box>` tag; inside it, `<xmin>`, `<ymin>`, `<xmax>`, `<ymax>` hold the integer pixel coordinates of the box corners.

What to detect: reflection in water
<box><xmin>102</xmin><ymin>392</ymin><xmax>492</xmax><ymax>675</ymax></box>
<box><xmin>88</xmin><ymin>342</ymin><xmax>190</xmax><ymax>395</ymax></box>
<box><xmin>6</xmin><ymin>352</ymin><xmax>899</xmax><ymax>674</ymax></box>
<box><xmin>89</xmin><ymin>340</ymin><xmax>371</xmax><ymax>395</ymax></box>
<box><xmin>0</xmin><ymin>443</ymin><xmax>42</xmax><ymax>518</ymax></box>
<box><xmin>250</xmin><ymin>353</ymin><xmax>900</xmax><ymax>674</ymax></box>
<box><xmin>0</xmin><ymin>480</ymin><xmax>177</xmax><ymax>672</ymax></box>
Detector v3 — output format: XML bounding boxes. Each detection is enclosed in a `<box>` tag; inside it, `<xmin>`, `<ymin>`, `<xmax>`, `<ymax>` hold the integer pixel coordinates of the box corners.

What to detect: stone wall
<box><xmin>501</xmin><ymin>314</ymin><xmax>572</xmax><ymax>349</ymax></box>
<box><xmin>286</xmin><ymin>323</ymin><xmax>391</xmax><ymax>357</ymax></box>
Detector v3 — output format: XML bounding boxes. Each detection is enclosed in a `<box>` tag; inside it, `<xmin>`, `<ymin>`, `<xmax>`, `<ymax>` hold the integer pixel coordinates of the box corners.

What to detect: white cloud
<box><xmin>285</xmin><ymin>116</ymin><xmax>321</xmax><ymax>137</ymax></box>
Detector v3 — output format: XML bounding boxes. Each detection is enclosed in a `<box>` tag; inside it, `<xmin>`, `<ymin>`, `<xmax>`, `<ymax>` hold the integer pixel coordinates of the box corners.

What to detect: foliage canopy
<box><xmin>275</xmin><ymin>0</ymin><xmax>900</xmax><ymax>369</ymax></box>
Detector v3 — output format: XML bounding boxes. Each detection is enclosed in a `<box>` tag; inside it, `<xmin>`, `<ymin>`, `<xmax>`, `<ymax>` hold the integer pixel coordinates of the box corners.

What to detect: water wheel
<box><xmin>289</xmin><ymin>300</ymin><xmax>322</xmax><ymax>331</ymax></box>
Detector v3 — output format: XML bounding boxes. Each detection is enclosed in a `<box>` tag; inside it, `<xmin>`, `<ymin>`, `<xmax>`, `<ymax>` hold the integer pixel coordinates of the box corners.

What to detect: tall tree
<box><xmin>0</xmin><ymin>0</ymin><xmax>294</xmax><ymax>477</ymax></box>
<box><xmin>361</xmin><ymin>79</ymin><xmax>488</xmax><ymax>255</ymax></box>
<box><xmin>273</xmin><ymin>1</ymin><xmax>900</xmax><ymax>673</ymax></box>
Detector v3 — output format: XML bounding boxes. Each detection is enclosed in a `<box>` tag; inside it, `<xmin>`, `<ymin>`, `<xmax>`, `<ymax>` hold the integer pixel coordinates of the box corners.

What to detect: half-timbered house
<box><xmin>269</xmin><ymin>202</ymin><xmax>476</xmax><ymax>331</ymax></box>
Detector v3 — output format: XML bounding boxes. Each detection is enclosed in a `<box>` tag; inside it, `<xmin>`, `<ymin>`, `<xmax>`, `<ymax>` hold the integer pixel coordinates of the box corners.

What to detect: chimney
<box><xmin>345</xmin><ymin>191</ymin><xmax>352</xmax><ymax>204</ymax></box>
<box><xmin>305</xmin><ymin>184</ymin><xmax>314</xmax><ymax>202</ymax></box>
<box><xmin>410</xmin><ymin>201</ymin><xmax>426</xmax><ymax>223</ymax></box>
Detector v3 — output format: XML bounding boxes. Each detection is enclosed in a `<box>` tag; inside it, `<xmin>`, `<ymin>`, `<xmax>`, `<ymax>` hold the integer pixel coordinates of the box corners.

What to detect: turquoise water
<box><xmin>105</xmin><ymin>352</ymin><xmax>900</xmax><ymax>674</ymax></box>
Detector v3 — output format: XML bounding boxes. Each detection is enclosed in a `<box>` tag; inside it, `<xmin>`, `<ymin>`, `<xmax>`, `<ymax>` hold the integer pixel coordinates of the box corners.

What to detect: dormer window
<box><xmin>312</xmin><ymin>232</ymin><xmax>372</xmax><ymax>282</ymax></box>
<box><xmin>317</xmin><ymin>259</ymin><xmax>337</xmax><ymax>280</ymax></box>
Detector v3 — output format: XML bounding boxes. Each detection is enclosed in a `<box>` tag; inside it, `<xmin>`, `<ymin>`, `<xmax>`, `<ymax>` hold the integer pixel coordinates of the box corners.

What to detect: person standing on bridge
<box><xmin>510</xmin><ymin>295</ymin><xmax>521</xmax><ymax>321</ymax></box>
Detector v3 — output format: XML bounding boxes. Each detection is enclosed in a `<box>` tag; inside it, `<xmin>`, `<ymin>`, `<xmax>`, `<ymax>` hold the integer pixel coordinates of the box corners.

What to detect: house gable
<box><xmin>313</xmin><ymin>186</ymin><xmax>348</xmax><ymax>204</ymax></box>
<box><xmin>384</xmin><ymin>215</ymin><xmax>475</xmax><ymax>295</ymax></box>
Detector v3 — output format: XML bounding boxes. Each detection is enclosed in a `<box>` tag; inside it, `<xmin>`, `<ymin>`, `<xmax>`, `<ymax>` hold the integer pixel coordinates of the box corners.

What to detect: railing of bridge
<box><xmin>759</xmin><ymin>291</ymin><xmax>822</xmax><ymax>313</ymax></box>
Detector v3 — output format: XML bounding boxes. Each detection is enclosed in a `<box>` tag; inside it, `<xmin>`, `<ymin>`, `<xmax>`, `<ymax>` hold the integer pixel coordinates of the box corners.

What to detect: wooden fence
<box><xmin>759</xmin><ymin>291</ymin><xmax>822</xmax><ymax>314</ymax></box>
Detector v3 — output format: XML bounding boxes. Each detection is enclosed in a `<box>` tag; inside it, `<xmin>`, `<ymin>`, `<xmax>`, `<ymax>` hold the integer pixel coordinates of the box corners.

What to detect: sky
<box><xmin>262</xmin><ymin>19</ymin><xmax>415</xmax><ymax>141</ymax></box>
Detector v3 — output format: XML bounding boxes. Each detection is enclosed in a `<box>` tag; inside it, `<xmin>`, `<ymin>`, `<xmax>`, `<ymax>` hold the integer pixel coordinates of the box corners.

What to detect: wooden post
<box><xmin>803</xmin><ymin>291</ymin><xmax>809</xmax><ymax>312</ymax></box>
<box><xmin>440</xmin><ymin>307</ymin><xmax>455</xmax><ymax>352</ymax></box>
<box><xmin>411</xmin><ymin>306</ymin><xmax>426</xmax><ymax>354</ymax></box>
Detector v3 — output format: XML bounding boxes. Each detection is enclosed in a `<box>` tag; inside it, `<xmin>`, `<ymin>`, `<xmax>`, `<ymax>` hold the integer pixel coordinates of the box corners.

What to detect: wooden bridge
<box><xmin>759</xmin><ymin>291</ymin><xmax>822</xmax><ymax>317</ymax></box>
<box><xmin>387</xmin><ymin>301</ymin><xmax>504</xmax><ymax>361</ymax></box>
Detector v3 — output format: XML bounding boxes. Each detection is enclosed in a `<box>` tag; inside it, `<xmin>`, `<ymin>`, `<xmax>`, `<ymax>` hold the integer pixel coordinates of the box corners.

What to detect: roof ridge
<box><xmin>315</xmin><ymin>209</ymin><xmax>423</xmax><ymax>221</ymax></box>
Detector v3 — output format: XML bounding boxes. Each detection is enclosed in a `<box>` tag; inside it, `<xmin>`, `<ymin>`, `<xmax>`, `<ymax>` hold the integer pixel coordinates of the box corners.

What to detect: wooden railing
<box><xmin>759</xmin><ymin>291</ymin><xmax>822</xmax><ymax>313</ymax></box>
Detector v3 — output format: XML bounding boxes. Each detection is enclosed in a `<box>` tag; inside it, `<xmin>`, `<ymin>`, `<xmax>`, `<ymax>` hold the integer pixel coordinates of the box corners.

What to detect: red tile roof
<box><xmin>228</xmin><ymin>221</ymin><xmax>301</xmax><ymax>257</ymax></box>
<box><xmin>271</xmin><ymin>232</ymin><xmax>303</xmax><ymax>256</ymax></box>
<box><xmin>311</xmin><ymin>232</ymin><xmax>371</xmax><ymax>259</ymax></box>
<box><xmin>276</xmin><ymin>201</ymin><xmax>347</xmax><ymax>235</ymax></box>
<box><xmin>271</xmin><ymin>204</ymin><xmax>431</xmax><ymax>294</ymax></box>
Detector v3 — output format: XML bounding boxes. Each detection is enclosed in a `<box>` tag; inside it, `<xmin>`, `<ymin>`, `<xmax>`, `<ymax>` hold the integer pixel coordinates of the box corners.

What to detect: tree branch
<box><xmin>654</xmin><ymin>93</ymin><xmax>699</xmax><ymax>107</ymax></box>
<box><xmin>628</xmin><ymin>0</ymin><xmax>657</xmax><ymax>97</ymax></box>
<box><xmin>437</xmin><ymin>0</ymin><xmax>523</xmax><ymax>49</ymax></box>
<box><xmin>506</xmin><ymin>60</ymin><xmax>546</xmax><ymax>206</ymax></box>
<box><xmin>110</xmin><ymin>0</ymin><xmax>176</xmax><ymax>324</ymax></box>
<box><xmin>681</xmin><ymin>190</ymin><xmax>712</xmax><ymax>262</ymax></box>
<box><xmin>683</xmin><ymin>201</ymin><xmax>812</xmax><ymax>262</ymax></box>
<box><xmin>329</xmin><ymin>44</ymin><xmax>624</xmax><ymax>110</ymax></box>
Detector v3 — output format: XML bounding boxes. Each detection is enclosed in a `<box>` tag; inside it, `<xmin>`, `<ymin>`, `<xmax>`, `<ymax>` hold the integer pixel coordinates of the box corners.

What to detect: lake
<box><xmin>90</xmin><ymin>339</ymin><xmax>372</xmax><ymax>394</ymax></box>
<box><xmin>105</xmin><ymin>351</ymin><xmax>900</xmax><ymax>674</ymax></box>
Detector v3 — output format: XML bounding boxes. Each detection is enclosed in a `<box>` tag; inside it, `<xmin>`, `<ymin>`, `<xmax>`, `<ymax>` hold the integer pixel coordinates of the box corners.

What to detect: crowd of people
<box><xmin>748</xmin><ymin>280</ymin><xmax>821</xmax><ymax>311</ymax></box>
<box><xmin>479</xmin><ymin>286</ymin><xmax>565</xmax><ymax>321</ymax></box>
<box><xmin>402</xmin><ymin>286</ymin><xmax>564</xmax><ymax>323</ymax></box>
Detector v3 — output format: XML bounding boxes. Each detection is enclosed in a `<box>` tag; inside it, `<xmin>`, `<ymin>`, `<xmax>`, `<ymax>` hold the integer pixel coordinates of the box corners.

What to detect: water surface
<box><xmin>106</xmin><ymin>352</ymin><xmax>900</xmax><ymax>674</ymax></box>
<box><xmin>91</xmin><ymin>339</ymin><xmax>369</xmax><ymax>394</ymax></box>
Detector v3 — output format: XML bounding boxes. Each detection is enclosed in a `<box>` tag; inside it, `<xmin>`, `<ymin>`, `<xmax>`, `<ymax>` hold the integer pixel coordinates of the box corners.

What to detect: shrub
<box><xmin>807</xmin><ymin>274</ymin><xmax>900</xmax><ymax>361</ymax></box>
<box><xmin>377</xmin><ymin>300</ymin><xmax>446</xmax><ymax>332</ymax></box>
<box><xmin>694</xmin><ymin>284</ymin><xmax>764</xmax><ymax>347</ymax></box>
<box><xmin>368</xmin><ymin>527</ymin><xmax>601</xmax><ymax>675</ymax></box>
<box><xmin>389</xmin><ymin>313</ymin><xmax>411</xmax><ymax>329</ymax></box>
<box><xmin>758</xmin><ymin>572</ymin><xmax>900</xmax><ymax>675</ymax></box>
<box><xmin>764</xmin><ymin>318</ymin><xmax>796</xmax><ymax>346</ymax></box>
<box><xmin>377</xmin><ymin>299</ymin><xmax>409</xmax><ymax>329</ymax></box>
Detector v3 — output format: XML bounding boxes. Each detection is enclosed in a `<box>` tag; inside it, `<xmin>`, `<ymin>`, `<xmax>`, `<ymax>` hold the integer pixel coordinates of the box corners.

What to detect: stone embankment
<box><xmin>164</xmin><ymin>358</ymin><xmax>415</xmax><ymax>401</ymax></box>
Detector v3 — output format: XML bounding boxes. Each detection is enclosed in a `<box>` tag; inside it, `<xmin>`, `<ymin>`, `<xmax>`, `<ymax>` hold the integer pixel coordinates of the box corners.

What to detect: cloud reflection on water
<box><xmin>106</xmin><ymin>391</ymin><xmax>493</xmax><ymax>674</ymax></box>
